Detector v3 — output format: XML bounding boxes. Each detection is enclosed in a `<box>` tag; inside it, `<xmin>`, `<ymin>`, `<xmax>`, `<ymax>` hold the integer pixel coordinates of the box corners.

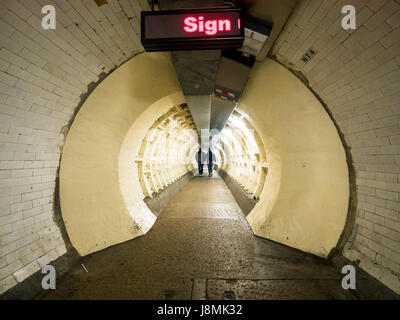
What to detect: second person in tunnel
<box><xmin>206</xmin><ymin>148</ymin><xmax>216</xmax><ymax>177</ymax></box>
<box><xmin>196</xmin><ymin>148</ymin><xmax>206</xmax><ymax>175</ymax></box>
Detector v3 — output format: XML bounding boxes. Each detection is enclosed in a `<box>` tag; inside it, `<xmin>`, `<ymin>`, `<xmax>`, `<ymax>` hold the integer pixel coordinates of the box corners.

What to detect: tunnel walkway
<box><xmin>41</xmin><ymin>174</ymin><xmax>354</xmax><ymax>300</ymax></box>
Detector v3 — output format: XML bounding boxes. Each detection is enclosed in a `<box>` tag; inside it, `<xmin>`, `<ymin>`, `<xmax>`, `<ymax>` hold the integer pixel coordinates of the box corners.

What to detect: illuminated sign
<box><xmin>141</xmin><ymin>8</ymin><xmax>244</xmax><ymax>51</ymax></box>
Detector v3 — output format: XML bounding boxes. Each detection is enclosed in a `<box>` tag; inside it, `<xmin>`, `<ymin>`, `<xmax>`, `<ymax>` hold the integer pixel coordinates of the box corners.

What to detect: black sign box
<box><xmin>141</xmin><ymin>8</ymin><xmax>244</xmax><ymax>51</ymax></box>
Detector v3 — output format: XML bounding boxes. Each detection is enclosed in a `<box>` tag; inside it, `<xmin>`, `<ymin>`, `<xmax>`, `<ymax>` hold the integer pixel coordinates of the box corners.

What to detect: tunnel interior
<box><xmin>58</xmin><ymin>52</ymin><xmax>350</xmax><ymax>261</ymax></box>
<box><xmin>0</xmin><ymin>0</ymin><xmax>399</xmax><ymax>300</ymax></box>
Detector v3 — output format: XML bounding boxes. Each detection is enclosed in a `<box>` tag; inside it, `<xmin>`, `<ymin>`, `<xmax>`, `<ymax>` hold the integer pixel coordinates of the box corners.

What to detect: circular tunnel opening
<box><xmin>59</xmin><ymin>53</ymin><xmax>350</xmax><ymax>261</ymax></box>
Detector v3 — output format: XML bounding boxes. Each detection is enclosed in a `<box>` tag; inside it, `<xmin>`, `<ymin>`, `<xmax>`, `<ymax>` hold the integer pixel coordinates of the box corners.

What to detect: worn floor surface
<box><xmin>41</xmin><ymin>174</ymin><xmax>356</xmax><ymax>300</ymax></box>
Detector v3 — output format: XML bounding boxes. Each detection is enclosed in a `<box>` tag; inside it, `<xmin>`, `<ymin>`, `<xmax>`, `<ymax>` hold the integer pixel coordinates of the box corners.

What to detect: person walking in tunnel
<box><xmin>206</xmin><ymin>148</ymin><xmax>216</xmax><ymax>177</ymax></box>
<box><xmin>195</xmin><ymin>148</ymin><xmax>205</xmax><ymax>176</ymax></box>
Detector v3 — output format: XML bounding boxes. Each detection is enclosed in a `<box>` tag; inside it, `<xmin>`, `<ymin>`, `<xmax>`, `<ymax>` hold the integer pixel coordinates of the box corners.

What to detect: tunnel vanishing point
<box><xmin>0</xmin><ymin>0</ymin><xmax>399</xmax><ymax>300</ymax></box>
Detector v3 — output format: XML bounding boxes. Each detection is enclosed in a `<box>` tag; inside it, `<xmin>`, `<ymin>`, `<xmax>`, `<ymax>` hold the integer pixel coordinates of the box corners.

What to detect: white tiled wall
<box><xmin>272</xmin><ymin>0</ymin><xmax>400</xmax><ymax>293</ymax></box>
<box><xmin>0</xmin><ymin>0</ymin><xmax>147</xmax><ymax>295</ymax></box>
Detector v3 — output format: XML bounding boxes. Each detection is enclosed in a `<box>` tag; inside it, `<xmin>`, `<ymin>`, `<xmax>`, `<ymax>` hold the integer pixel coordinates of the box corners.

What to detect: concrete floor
<box><xmin>41</xmin><ymin>174</ymin><xmax>355</xmax><ymax>300</ymax></box>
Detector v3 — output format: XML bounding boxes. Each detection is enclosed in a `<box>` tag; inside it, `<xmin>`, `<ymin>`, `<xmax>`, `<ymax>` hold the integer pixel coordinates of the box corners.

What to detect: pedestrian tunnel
<box><xmin>60</xmin><ymin>52</ymin><xmax>350</xmax><ymax>259</ymax></box>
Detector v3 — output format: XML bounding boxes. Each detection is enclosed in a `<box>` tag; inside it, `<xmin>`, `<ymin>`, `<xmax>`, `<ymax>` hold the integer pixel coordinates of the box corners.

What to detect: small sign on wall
<box><xmin>301</xmin><ymin>48</ymin><xmax>316</xmax><ymax>63</ymax></box>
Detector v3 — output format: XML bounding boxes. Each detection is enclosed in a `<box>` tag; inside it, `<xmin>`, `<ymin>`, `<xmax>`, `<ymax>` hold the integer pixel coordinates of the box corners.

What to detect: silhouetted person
<box><xmin>195</xmin><ymin>148</ymin><xmax>205</xmax><ymax>175</ymax></box>
<box><xmin>206</xmin><ymin>148</ymin><xmax>216</xmax><ymax>177</ymax></box>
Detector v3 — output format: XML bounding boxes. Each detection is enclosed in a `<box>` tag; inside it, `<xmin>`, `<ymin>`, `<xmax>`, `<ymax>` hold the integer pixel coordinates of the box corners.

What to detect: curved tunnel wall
<box><xmin>0</xmin><ymin>0</ymin><xmax>150</xmax><ymax>294</ymax></box>
<box><xmin>60</xmin><ymin>53</ymin><xmax>190</xmax><ymax>256</ymax></box>
<box><xmin>271</xmin><ymin>0</ymin><xmax>400</xmax><ymax>293</ymax></box>
<box><xmin>135</xmin><ymin>104</ymin><xmax>197</xmax><ymax>198</ymax></box>
<box><xmin>221</xmin><ymin>58</ymin><xmax>350</xmax><ymax>258</ymax></box>
<box><xmin>218</xmin><ymin>109</ymin><xmax>268</xmax><ymax>197</ymax></box>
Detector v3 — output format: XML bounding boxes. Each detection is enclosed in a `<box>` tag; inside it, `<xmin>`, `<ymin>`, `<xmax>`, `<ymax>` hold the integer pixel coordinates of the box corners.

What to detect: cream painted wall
<box><xmin>119</xmin><ymin>93</ymin><xmax>186</xmax><ymax>235</ymax></box>
<box><xmin>241</xmin><ymin>59</ymin><xmax>350</xmax><ymax>258</ymax></box>
<box><xmin>219</xmin><ymin>110</ymin><xmax>268</xmax><ymax>197</ymax></box>
<box><xmin>120</xmin><ymin>93</ymin><xmax>198</xmax><ymax>221</ymax></box>
<box><xmin>60</xmin><ymin>53</ymin><xmax>184</xmax><ymax>256</ymax></box>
